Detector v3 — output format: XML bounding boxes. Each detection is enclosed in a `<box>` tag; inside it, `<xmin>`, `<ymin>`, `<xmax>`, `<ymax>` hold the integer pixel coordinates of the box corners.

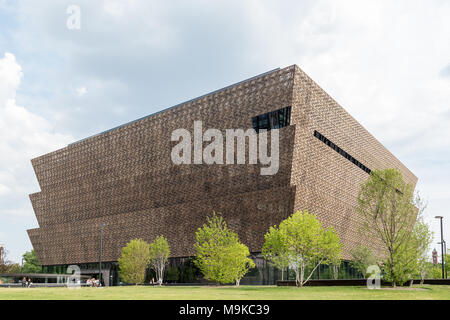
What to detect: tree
<box><xmin>262</xmin><ymin>226</ymin><xmax>290</xmax><ymax>280</ymax></box>
<box><xmin>350</xmin><ymin>245</ymin><xmax>378</xmax><ymax>278</ymax></box>
<box><xmin>222</xmin><ymin>242</ymin><xmax>255</xmax><ymax>286</ymax></box>
<box><xmin>382</xmin><ymin>192</ymin><xmax>436</xmax><ymax>286</ymax></box>
<box><xmin>22</xmin><ymin>250</ymin><xmax>42</xmax><ymax>273</ymax></box>
<box><xmin>331</xmin><ymin>264</ymin><xmax>339</xmax><ymax>280</ymax></box>
<box><xmin>271</xmin><ymin>211</ymin><xmax>342</xmax><ymax>287</ymax></box>
<box><xmin>429</xmin><ymin>265</ymin><xmax>443</xmax><ymax>279</ymax></box>
<box><xmin>149</xmin><ymin>235</ymin><xmax>171</xmax><ymax>285</ymax></box>
<box><xmin>0</xmin><ymin>246</ymin><xmax>20</xmax><ymax>274</ymax></box>
<box><xmin>194</xmin><ymin>212</ymin><xmax>254</xmax><ymax>286</ymax></box>
<box><xmin>1</xmin><ymin>263</ymin><xmax>20</xmax><ymax>274</ymax></box>
<box><xmin>412</xmin><ymin>219</ymin><xmax>433</xmax><ymax>284</ymax></box>
<box><xmin>357</xmin><ymin>169</ymin><xmax>417</xmax><ymax>287</ymax></box>
<box><xmin>403</xmin><ymin>192</ymin><xmax>434</xmax><ymax>284</ymax></box>
<box><xmin>118</xmin><ymin>239</ymin><xmax>151</xmax><ymax>285</ymax></box>
<box><xmin>386</xmin><ymin>234</ymin><xmax>420</xmax><ymax>286</ymax></box>
<box><xmin>445</xmin><ymin>251</ymin><xmax>450</xmax><ymax>279</ymax></box>
<box><xmin>329</xmin><ymin>254</ymin><xmax>341</xmax><ymax>280</ymax></box>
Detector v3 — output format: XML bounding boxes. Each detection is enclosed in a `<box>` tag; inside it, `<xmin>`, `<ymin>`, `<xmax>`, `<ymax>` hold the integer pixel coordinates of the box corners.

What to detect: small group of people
<box><xmin>86</xmin><ymin>277</ymin><xmax>102</xmax><ymax>287</ymax></box>
<box><xmin>21</xmin><ymin>277</ymin><xmax>32</xmax><ymax>288</ymax></box>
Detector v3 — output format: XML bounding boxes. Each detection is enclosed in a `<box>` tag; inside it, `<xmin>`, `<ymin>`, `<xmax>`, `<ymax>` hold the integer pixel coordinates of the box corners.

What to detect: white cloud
<box><xmin>76</xmin><ymin>86</ymin><xmax>87</xmax><ymax>96</ymax></box>
<box><xmin>0</xmin><ymin>53</ymin><xmax>22</xmax><ymax>101</ymax></box>
<box><xmin>441</xmin><ymin>64</ymin><xmax>450</xmax><ymax>78</ymax></box>
<box><xmin>102</xmin><ymin>0</ymin><xmax>137</xmax><ymax>17</ymax></box>
<box><xmin>0</xmin><ymin>52</ymin><xmax>73</xmax><ymax>217</ymax></box>
<box><xmin>0</xmin><ymin>184</ymin><xmax>11</xmax><ymax>195</ymax></box>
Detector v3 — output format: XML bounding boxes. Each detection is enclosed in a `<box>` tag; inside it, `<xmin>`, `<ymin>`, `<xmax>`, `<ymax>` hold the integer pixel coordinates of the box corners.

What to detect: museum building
<box><xmin>27</xmin><ymin>65</ymin><xmax>417</xmax><ymax>285</ymax></box>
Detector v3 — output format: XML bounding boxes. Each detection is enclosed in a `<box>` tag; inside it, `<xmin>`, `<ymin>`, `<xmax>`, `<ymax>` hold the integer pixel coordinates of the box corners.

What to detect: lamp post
<box><xmin>435</xmin><ymin>216</ymin><xmax>445</xmax><ymax>279</ymax></box>
<box><xmin>446</xmin><ymin>240</ymin><xmax>448</xmax><ymax>279</ymax></box>
<box><xmin>440</xmin><ymin>240</ymin><xmax>447</xmax><ymax>279</ymax></box>
<box><xmin>438</xmin><ymin>241</ymin><xmax>447</xmax><ymax>279</ymax></box>
<box><xmin>99</xmin><ymin>223</ymin><xmax>104</xmax><ymax>285</ymax></box>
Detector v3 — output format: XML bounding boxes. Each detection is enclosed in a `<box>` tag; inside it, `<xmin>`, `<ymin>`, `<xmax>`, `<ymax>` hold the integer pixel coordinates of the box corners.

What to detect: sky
<box><xmin>0</xmin><ymin>0</ymin><xmax>449</xmax><ymax>264</ymax></box>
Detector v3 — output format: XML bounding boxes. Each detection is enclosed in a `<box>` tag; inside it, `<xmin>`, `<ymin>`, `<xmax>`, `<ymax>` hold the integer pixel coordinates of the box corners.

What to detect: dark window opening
<box><xmin>252</xmin><ymin>106</ymin><xmax>291</xmax><ymax>133</ymax></box>
<box><xmin>313</xmin><ymin>130</ymin><xmax>372</xmax><ymax>175</ymax></box>
<box><xmin>313</xmin><ymin>131</ymin><xmax>404</xmax><ymax>194</ymax></box>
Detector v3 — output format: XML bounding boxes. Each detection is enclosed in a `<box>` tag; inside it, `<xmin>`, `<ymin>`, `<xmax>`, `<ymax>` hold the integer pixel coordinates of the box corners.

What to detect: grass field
<box><xmin>0</xmin><ymin>285</ymin><xmax>449</xmax><ymax>300</ymax></box>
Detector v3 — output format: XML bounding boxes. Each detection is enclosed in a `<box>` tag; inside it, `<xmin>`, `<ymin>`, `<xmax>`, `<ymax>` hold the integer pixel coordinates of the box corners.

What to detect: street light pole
<box><xmin>99</xmin><ymin>223</ymin><xmax>104</xmax><ymax>285</ymax></box>
<box><xmin>438</xmin><ymin>240</ymin><xmax>447</xmax><ymax>279</ymax></box>
<box><xmin>435</xmin><ymin>216</ymin><xmax>445</xmax><ymax>279</ymax></box>
<box><xmin>444</xmin><ymin>240</ymin><xmax>447</xmax><ymax>279</ymax></box>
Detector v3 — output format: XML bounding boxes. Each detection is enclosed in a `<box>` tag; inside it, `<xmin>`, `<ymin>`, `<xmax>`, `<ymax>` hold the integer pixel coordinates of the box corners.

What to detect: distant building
<box><xmin>432</xmin><ymin>248</ymin><xmax>438</xmax><ymax>265</ymax></box>
<box><xmin>27</xmin><ymin>65</ymin><xmax>417</xmax><ymax>285</ymax></box>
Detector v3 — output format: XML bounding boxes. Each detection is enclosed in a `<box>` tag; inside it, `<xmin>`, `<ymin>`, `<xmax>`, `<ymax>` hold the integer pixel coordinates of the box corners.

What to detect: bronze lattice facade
<box><xmin>28</xmin><ymin>65</ymin><xmax>417</xmax><ymax>267</ymax></box>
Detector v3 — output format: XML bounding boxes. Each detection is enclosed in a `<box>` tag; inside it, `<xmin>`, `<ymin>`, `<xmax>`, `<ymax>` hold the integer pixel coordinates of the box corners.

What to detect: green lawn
<box><xmin>0</xmin><ymin>285</ymin><xmax>449</xmax><ymax>300</ymax></box>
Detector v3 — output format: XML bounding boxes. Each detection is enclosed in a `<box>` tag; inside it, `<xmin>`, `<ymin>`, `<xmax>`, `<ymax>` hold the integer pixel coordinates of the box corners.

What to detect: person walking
<box><xmin>22</xmin><ymin>277</ymin><xmax>26</xmax><ymax>288</ymax></box>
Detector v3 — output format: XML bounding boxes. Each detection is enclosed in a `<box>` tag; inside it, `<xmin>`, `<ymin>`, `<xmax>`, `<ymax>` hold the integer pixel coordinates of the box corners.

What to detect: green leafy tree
<box><xmin>399</xmin><ymin>192</ymin><xmax>434</xmax><ymax>284</ymax></box>
<box><xmin>222</xmin><ymin>242</ymin><xmax>255</xmax><ymax>286</ymax></box>
<box><xmin>357</xmin><ymin>169</ymin><xmax>418</xmax><ymax>287</ymax></box>
<box><xmin>22</xmin><ymin>250</ymin><xmax>42</xmax><ymax>273</ymax></box>
<box><xmin>430</xmin><ymin>252</ymin><xmax>449</xmax><ymax>279</ymax></box>
<box><xmin>194</xmin><ymin>212</ymin><xmax>254</xmax><ymax>286</ymax></box>
<box><xmin>149</xmin><ymin>235</ymin><xmax>171</xmax><ymax>285</ymax></box>
<box><xmin>429</xmin><ymin>265</ymin><xmax>444</xmax><ymax>279</ymax></box>
<box><xmin>118</xmin><ymin>239</ymin><xmax>151</xmax><ymax>285</ymax></box>
<box><xmin>386</xmin><ymin>234</ymin><xmax>420</xmax><ymax>286</ymax></box>
<box><xmin>412</xmin><ymin>218</ymin><xmax>433</xmax><ymax>284</ymax></box>
<box><xmin>274</xmin><ymin>211</ymin><xmax>342</xmax><ymax>287</ymax></box>
<box><xmin>262</xmin><ymin>226</ymin><xmax>290</xmax><ymax>280</ymax></box>
<box><xmin>382</xmin><ymin>193</ymin><xmax>435</xmax><ymax>286</ymax></box>
<box><xmin>350</xmin><ymin>245</ymin><xmax>378</xmax><ymax>278</ymax></box>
